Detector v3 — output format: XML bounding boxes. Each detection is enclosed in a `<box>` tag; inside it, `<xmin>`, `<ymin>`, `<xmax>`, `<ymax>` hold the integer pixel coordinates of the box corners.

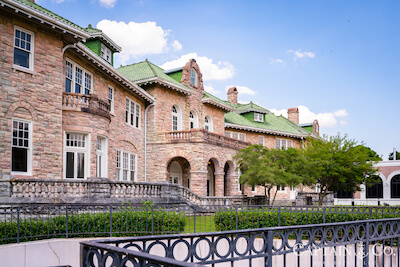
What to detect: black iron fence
<box><xmin>81</xmin><ymin>218</ymin><xmax>400</xmax><ymax>266</ymax></box>
<box><xmin>2</xmin><ymin>204</ymin><xmax>400</xmax><ymax>244</ymax></box>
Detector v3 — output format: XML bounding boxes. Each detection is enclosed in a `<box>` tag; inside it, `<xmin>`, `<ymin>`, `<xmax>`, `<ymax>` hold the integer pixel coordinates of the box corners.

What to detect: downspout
<box><xmin>144</xmin><ymin>102</ymin><xmax>155</xmax><ymax>182</ymax></box>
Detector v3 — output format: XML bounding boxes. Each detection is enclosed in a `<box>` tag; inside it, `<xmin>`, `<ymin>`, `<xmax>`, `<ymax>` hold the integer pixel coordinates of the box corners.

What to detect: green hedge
<box><xmin>0</xmin><ymin>208</ymin><xmax>185</xmax><ymax>244</ymax></box>
<box><xmin>215</xmin><ymin>209</ymin><xmax>397</xmax><ymax>231</ymax></box>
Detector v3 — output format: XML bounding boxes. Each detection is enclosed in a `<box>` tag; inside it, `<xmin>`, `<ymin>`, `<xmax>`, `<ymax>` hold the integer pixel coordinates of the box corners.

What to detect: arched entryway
<box><xmin>167</xmin><ymin>157</ymin><xmax>191</xmax><ymax>188</ymax></box>
<box><xmin>207</xmin><ymin>159</ymin><xmax>217</xmax><ymax>196</ymax></box>
<box><xmin>366</xmin><ymin>176</ymin><xmax>383</xmax><ymax>199</ymax></box>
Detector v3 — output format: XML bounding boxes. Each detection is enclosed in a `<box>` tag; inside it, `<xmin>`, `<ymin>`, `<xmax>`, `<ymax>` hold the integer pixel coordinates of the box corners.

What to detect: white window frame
<box><xmin>204</xmin><ymin>115</ymin><xmax>213</xmax><ymax>132</ymax></box>
<box><xmin>115</xmin><ymin>150</ymin><xmax>137</xmax><ymax>181</ymax></box>
<box><xmin>171</xmin><ymin>104</ymin><xmax>182</xmax><ymax>131</ymax></box>
<box><xmin>108</xmin><ymin>86</ymin><xmax>114</xmax><ymax>114</ymax></box>
<box><xmin>189</xmin><ymin>110</ymin><xmax>198</xmax><ymax>129</ymax></box>
<box><xmin>101</xmin><ymin>43</ymin><xmax>112</xmax><ymax>64</ymax></box>
<box><xmin>277</xmin><ymin>185</ymin><xmax>286</xmax><ymax>192</ymax></box>
<box><xmin>190</xmin><ymin>68</ymin><xmax>197</xmax><ymax>86</ymax></box>
<box><xmin>65</xmin><ymin>59</ymin><xmax>93</xmax><ymax>95</ymax></box>
<box><xmin>254</xmin><ymin>113</ymin><xmax>264</xmax><ymax>122</ymax></box>
<box><xmin>64</xmin><ymin>132</ymin><xmax>90</xmax><ymax>179</ymax></box>
<box><xmin>276</xmin><ymin>138</ymin><xmax>293</xmax><ymax>149</ymax></box>
<box><xmin>258</xmin><ymin>136</ymin><xmax>264</xmax><ymax>146</ymax></box>
<box><xmin>125</xmin><ymin>97</ymin><xmax>141</xmax><ymax>128</ymax></box>
<box><xmin>11</xmin><ymin>118</ymin><xmax>32</xmax><ymax>175</ymax></box>
<box><xmin>225</xmin><ymin>131</ymin><xmax>246</xmax><ymax>142</ymax></box>
<box><xmin>13</xmin><ymin>26</ymin><xmax>35</xmax><ymax>72</ymax></box>
<box><xmin>96</xmin><ymin>136</ymin><xmax>108</xmax><ymax>178</ymax></box>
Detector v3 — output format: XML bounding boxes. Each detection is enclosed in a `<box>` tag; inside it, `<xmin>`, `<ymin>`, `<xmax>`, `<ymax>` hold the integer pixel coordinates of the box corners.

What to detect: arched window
<box><xmin>189</xmin><ymin>110</ymin><xmax>198</xmax><ymax>129</ymax></box>
<box><xmin>190</xmin><ymin>68</ymin><xmax>197</xmax><ymax>86</ymax></box>
<box><xmin>391</xmin><ymin>175</ymin><xmax>400</xmax><ymax>198</ymax></box>
<box><xmin>171</xmin><ymin>105</ymin><xmax>182</xmax><ymax>131</ymax></box>
<box><xmin>366</xmin><ymin>176</ymin><xmax>383</xmax><ymax>198</ymax></box>
<box><xmin>204</xmin><ymin>115</ymin><xmax>213</xmax><ymax>132</ymax></box>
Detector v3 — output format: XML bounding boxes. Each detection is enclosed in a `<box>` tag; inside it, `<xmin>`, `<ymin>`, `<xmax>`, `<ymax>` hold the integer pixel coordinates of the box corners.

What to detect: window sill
<box><xmin>13</xmin><ymin>64</ymin><xmax>36</xmax><ymax>75</ymax></box>
<box><xmin>11</xmin><ymin>171</ymin><xmax>32</xmax><ymax>177</ymax></box>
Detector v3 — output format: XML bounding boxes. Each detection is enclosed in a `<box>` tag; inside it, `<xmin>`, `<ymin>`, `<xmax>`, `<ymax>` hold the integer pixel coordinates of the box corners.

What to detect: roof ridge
<box><xmin>146</xmin><ymin>59</ymin><xmax>158</xmax><ymax>77</ymax></box>
<box><xmin>118</xmin><ymin>60</ymin><xmax>149</xmax><ymax>70</ymax></box>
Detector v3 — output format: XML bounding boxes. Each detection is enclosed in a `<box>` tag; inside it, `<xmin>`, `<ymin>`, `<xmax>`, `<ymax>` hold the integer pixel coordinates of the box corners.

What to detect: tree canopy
<box><xmin>389</xmin><ymin>151</ymin><xmax>400</xmax><ymax>160</ymax></box>
<box><xmin>234</xmin><ymin>145</ymin><xmax>303</xmax><ymax>205</ymax></box>
<box><xmin>356</xmin><ymin>145</ymin><xmax>382</xmax><ymax>161</ymax></box>
<box><xmin>300</xmin><ymin>134</ymin><xmax>377</xmax><ymax>205</ymax></box>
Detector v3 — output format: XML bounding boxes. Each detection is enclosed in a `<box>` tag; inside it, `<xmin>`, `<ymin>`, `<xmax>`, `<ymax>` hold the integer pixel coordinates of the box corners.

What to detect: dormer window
<box><xmin>101</xmin><ymin>44</ymin><xmax>112</xmax><ymax>64</ymax></box>
<box><xmin>190</xmin><ymin>68</ymin><xmax>197</xmax><ymax>86</ymax></box>
<box><xmin>254</xmin><ymin>113</ymin><xmax>264</xmax><ymax>122</ymax></box>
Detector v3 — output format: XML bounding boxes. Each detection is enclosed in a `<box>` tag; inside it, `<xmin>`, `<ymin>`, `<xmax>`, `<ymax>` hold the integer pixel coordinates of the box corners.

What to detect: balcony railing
<box><xmin>165</xmin><ymin>129</ymin><xmax>249</xmax><ymax>150</ymax></box>
<box><xmin>62</xmin><ymin>92</ymin><xmax>110</xmax><ymax>120</ymax></box>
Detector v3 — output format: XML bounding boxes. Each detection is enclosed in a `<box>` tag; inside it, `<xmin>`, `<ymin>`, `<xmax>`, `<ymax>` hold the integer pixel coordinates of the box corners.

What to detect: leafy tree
<box><xmin>300</xmin><ymin>134</ymin><xmax>377</xmax><ymax>205</ymax></box>
<box><xmin>234</xmin><ymin>145</ymin><xmax>303</xmax><ymax>205</ymax></box>
<box><xmin>389</xmin><ymin>151</ymin><xmax>400</xmax><ymax>160</ymax></box>
<box><xmin>356</xmin><ymin>145</ymin><xmax>382</xmax><ymax>161</ymax></box>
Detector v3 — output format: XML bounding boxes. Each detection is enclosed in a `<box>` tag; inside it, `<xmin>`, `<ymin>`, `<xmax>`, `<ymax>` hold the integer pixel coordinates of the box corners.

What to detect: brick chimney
<box><xmin>287</xmin><ymin>107</ymin><xmax>299</xmax><ymax>124</ymax></box>
<box><xmin>227</xmin><ymin>87</ymin><xmax>238</xmax><ymax>105</ymax></box>
<box><xmin>312</xmin><ymin>119</ymin><xmax>319</xmax><ymax>136</ymax></box>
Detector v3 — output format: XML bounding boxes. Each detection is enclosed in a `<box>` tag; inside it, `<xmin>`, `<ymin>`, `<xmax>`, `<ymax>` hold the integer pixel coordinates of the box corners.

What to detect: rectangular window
<box><xmin>115</xmin><ymin>150</ymin><xmax>136</xmax><ymax>181</ymax></box>
<box><xmin>11</xmin><ymin>119</ymin><xmax>31</xmax><ymax>174</ymax></box>
<box><xmin>258</xmin><ymin>136</ymin><xmax>264</xmax><ymax>146</ymax></box>
<box><xmin>14</xmin><ymin>27</ymin><xmax>34</xmax><ymax>70</ymax></box>
<box><xmin>108</xmin><ymin>86</ymin><xmax>114</xmax><ymax>113</ymax></box>
<box><xmin>96</xmin><ymin>136</ymin><xmax>107</xmax><ymax>177</ymax></box>
<box><xmin>225</xmin><ymin>131</ymin><xmax>246</xmax><ymax>142</ymax></box>
<box><xmin>64</xmin><ymin>133</ymin><xmax>89</xmax><ymax>179</ymax></box>
<box><xmin>125</xmin><ymin>97</ymin><xmax>141</xmax><ymax>128</ymax></box>
<box><xmin>65</xmin><ymin>59</ymin><xmax>93</xmax><ymax>95</ymax></box>
<box><xmin>101</xmin><ymin>44</ymin><xmax>112</xmax><ymax>64</ymax></box>
<box><xmin>276</xmin><ymin>138</ymin><xmax>293</xmax><ymax>149</ymax></box>
<box><xmin>254</xmin><ymin>113</ymin><xmax>264</xmax><ymax>122</ymax></box>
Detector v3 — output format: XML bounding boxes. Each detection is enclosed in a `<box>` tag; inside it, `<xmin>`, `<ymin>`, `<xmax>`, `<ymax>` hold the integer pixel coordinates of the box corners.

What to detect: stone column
<box><xmin>190</xmin><ymin>170</ymin><xmax>208</xmax><ymax>196</ymax></box>
<box><xmin>230</xmin><ymin>174</ymin><xmax>240</xmax><ymax>196</ymax></box>
<box><xmin>214</xmin><ymin>172</ymin><xmax>224</xmax><ymax>197</ymax></box>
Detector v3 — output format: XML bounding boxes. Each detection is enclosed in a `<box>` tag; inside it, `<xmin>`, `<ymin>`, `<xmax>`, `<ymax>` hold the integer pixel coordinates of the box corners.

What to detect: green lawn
<box><xmin>184</xmin><ymin>215</ymin><xmax>216</xmax><ymax>233</ymax></box>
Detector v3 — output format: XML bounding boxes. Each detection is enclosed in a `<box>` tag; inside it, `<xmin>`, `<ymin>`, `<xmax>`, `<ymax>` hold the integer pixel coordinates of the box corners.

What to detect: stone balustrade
<box><xmin>164</xmin><ymin>129</ymin><xmax>249</xmax><ymax>150</ymax></box>
<box><xmin>62</xmin><ymin>92</ymin><xmax>110</xmax><ymax>120</ymax></box>
<box><xmin>5</xmin><ymin>178</ymin><xmax>247</xmax><ymax>206</ymax></box>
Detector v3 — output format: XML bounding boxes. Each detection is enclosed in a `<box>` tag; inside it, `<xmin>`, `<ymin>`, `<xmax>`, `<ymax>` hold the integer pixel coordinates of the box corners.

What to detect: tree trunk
<box><xmin>318</xmin><ymin>190</ymin><xmax>327</xmax><ymax>206</ymax></box>
<box><xmin>271</xmin><ymin>188</ymin><xmax>278</xmax><ymax>206</ymax></box>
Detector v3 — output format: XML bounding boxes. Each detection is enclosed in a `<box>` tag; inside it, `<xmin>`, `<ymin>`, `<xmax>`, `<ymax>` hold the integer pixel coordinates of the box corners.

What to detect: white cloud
<box><xmin>287</xmin><ymin>49</ymin><xmax>315</xmax><ymax>60</ymax></box>
<box><xmin>204</xmin><ymin>85</ymin><xmax>222</xmax><ymax>95</ymax></box>
<box><xmin>269</xmin><ymin>105</ymin><xmax>348</xmax><ymax>128</ymax></box>
<box><xmin>161</xmin><ymin>53</ymin><xmax>235</xmax><ymax>81</ymax></box>
<box><xmin>99</xmin><ymin>0</ymin><xmax>117</xmax><ymax>8</ymax></box>
<box><xmin>172</xmin><ymin>40</ymin><xmax>182</xmax><ymax>51</ymax></box>
<box><xmin>269</xmin><ymin>58</ymin><xmax>285</xmax><ymax>64</ymax></box>
<box><xmin>97</xmin><ymin>20</ymin><xmax>179</xmax><ymax>65</ymax></box>
<box><xmin>224</xmin><ymin>85</ymin><xmax>257</xmax><ymax>96</ymax></box>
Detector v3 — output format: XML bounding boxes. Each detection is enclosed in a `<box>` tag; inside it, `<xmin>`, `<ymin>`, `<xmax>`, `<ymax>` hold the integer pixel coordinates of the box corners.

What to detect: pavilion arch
<box><xmin>365</xmin><ymin>174</ymin><xmax>384</xmax><ymax>199</ymax></box>
<box><xmin>388</xmin><ymin>171</ymin><xmax>400</xmax><ymax>198</ymax></box>
<box><xmin>166</xmin><ymin>157</ymin><xmax>191</xmax><ymax>188</ymax></box>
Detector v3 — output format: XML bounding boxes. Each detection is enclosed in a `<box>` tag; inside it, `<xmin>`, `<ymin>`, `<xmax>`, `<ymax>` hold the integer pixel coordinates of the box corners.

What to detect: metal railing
<box><xmin>81</xmin><ymin>218</ymin><xmax>400</xmax><ymax>266</ymax></box>
<box><xmin>2</xmin><ymin>204</ymin><xmax>400</xmax><ymax>244</ymax></box>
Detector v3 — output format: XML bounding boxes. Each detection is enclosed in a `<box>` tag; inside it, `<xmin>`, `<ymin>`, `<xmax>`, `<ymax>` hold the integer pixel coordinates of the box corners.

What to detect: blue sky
<box><xmin>37</xmin><ymin>0</ymin><xmax>400</xmax><ymax>159</ymax></box>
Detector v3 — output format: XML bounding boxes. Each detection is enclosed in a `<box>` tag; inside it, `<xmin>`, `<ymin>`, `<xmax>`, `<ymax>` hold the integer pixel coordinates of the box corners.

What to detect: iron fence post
<box><xmin>17</xmin><ymin>206</ymin><xmax>20</xmax><ymax>243</ymax></box>
<box><xmin>193</xmin><ymin>206</ymin><xmax>196</xmax><ymax>233</ymax></box>
<box><xmin>109</xmin><ymin>204</ymin><xmax>112</xmax><ymax>237</ymax></box>
<box><xmin>278</xmin><ymin>206</ymin><xmax>281</xmax><ymax>226</ymax></box>
<box><xmin>323</xmin><ymin>207</ymin><xmax>326</xmax><ymax>223</ymax></box>
<box><xmin>369</xmin><ymin>207</ymin><xmax>372</xmax><ymax>219</ymax></box>
<box><xmin>266</xmin><ymin>230</ymin><xmax>273</xmax><ymax>267</ymax></box>
<box><xmin>66</xmin><ymin>205</ymin><xmax>68</xmax><ymax>239</ymax></box>
<box><xmin>235</xmin><ymin>206</ymin><xmax>239</xmax><ymax>230</ymax></box>
<box><xmin>151</xmin><ymin>206</ymin><xmax>154</xmax><ymax>235</ymax></box>
<box><xmin>364</xmin><ymin>221</ymin><xmax>370</xmax><ymax>267</ymax></box>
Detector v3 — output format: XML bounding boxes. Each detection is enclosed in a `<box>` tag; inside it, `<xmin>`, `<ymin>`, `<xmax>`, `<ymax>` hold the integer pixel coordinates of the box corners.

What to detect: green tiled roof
<box><xmin>117</xmin><ymin>60</ymin><xmax>191</xmax><ymax>91</ymax></box>
<box><xmin>15</xmin><ymin>0</ymin><xmax>86</xmax><ymax>31</ymax></box>
<box><xmin>225</xmin><ymin>112</ymin><xmax>311</xmax><ymax>136</ymax></box>
<box><xmin>85</xmin><ymin>25</ymin><xmax>102</xmax><ymax>33</ymax></box>
<box><xmin>202</xmin><ymin>91</ymin><xmax>236</xmax><ymax>108</ymax></box>
<box><xmin>236</xmin><ymin>102</ymin><xmax>270</xmax><ymax>114</ymax></box>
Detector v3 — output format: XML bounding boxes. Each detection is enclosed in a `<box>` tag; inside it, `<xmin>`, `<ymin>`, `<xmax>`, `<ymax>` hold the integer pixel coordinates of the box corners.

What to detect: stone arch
<box><xmin>116</xmin><ymin>140</ymin><xmax>137</xmax><ymax>153</ymax></box>
<box><xmin>223</xmin><ymin>160</ymin><xmax>235</xmax><ymax>196</ymax></box>
<box><xmin>6</xmin><ymin>101</ymin><xmax>38</xmax><ymax>121</ymax></box>
<box><xmin>166</xmin><ymin>156</ymin><xmax>191</xmax><ymax>188</ymax></box>
<box><xmin>162</xmin><ymin>151</ymin><xmax>196</xmax><ymax>173</ymax></box>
